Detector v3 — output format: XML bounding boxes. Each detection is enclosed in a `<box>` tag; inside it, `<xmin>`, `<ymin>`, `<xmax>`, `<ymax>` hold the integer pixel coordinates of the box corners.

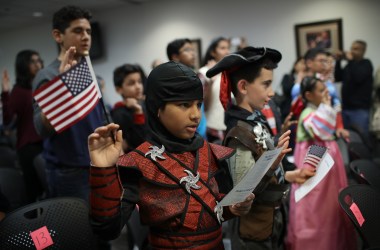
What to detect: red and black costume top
<box><xmin>90</xmin><ymin>140</ymin><xmax>235</xmax><ymax>249</ymax></box>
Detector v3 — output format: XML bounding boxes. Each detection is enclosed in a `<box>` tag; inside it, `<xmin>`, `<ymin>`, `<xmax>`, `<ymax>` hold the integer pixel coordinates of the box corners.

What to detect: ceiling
<box><xmin>0</xmin><ymin>0</ymin><xmax>149</xmax><ymax>33</ymax></box>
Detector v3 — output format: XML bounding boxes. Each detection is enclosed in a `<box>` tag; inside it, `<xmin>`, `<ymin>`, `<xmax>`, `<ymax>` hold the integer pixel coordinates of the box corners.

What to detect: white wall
<box><xmin>1</xmin><ymin>0</ymin><xmax>379</xmax><ymax>105</ymax></box>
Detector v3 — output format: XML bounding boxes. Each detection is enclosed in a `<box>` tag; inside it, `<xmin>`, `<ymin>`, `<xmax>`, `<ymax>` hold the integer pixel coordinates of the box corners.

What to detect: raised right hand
<box><xmin>88</xmin><ymin>123</ymin><xmax>123</xmax><ymax>167</ymax></box>
<box><xmin>1</xmin><ymin>69</ymin><xmax>11</xmax><ymax>92</ymax></box>
<box><xmin>124</xmin><ymin>97</ymin><xmax>143</xmax><ymax>114</ymax></box>
<box><xmin>277</xmin><ymin>130</ymin><xmax>292</xmax><ymax>155</ymax></box>
<box><xmin>59</xmin><ymin>46</ymin><xmax>78</xmax><ymax>74</ymax></box>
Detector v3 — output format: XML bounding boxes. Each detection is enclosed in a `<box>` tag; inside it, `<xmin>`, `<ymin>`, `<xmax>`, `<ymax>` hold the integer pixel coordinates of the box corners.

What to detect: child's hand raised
<box><xmin>271</xmin><ymin>130</ymin><xmax>292</xmax><ymax>170</ymax></box>
<box><xmin>321</xmin><ymin>88</ymin><xmax>331</xmax><ymax>105</ymax></box>
<box><xmin>88</xmin><ymin>123</ymin><xmax>122</xmax><ymax>167</ymax></box>
<box><xmin>1</xmin><ymin>69</ymin><xmax>11</xmax><ymax>92</ymax></box>
<box><xmin>277</xmin><ymin>130</ymin><xmax>292</xmax><ymax>155</ymax></box>
<box><xmin>59</xmin><ymin>46</ymin><xmax>78</xmax><ymax>73</ymax></box>
<box><xmin>124</xmin><ymin>97</ymin><xmax>143</xmax><ymax>114</ymax></box>
<box><xmin>229</xmin><ymin>193</ymin><xmax>255</xmax><ymax>216</ymax></box>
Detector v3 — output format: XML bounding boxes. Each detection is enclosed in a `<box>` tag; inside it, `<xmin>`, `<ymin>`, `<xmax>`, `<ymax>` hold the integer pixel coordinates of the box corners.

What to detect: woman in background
<box><xmin>1</xmin><ymin>50</ymin><xmax>44</xmax><ymax>204</ymax></box>
<box><xmin>198</xmin><ymin>37</ymin><xmax>230</xmax><ymax>143</ymax></box>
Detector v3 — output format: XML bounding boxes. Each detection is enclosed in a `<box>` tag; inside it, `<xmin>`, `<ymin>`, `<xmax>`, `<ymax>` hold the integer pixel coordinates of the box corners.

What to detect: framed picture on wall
<box><xmin>190</xmin><ymin>39</ymin><xmax>202</xmax><ymax>70</ymax></box>
<box><xmin>295</xmin><ymin>19</ymin><xmax>343</xmax><ymax>58</ymax></box>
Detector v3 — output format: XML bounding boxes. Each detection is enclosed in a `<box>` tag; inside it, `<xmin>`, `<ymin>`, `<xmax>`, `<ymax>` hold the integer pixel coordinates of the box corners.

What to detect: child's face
<box><xmin>307</xmin><ymin>53</ymin><xmax>327</xmax><ymax>74</ymax></box>
<box><xmin>158</xmin><ymin>100</ymin><xmax>202</xmax><ymax>140</ymax></box>
<box><xmin>244</xmin><ymin>68</ymin><xmax>274</xmax><ymax>111</ymax></box>
<box><xmin>294</xmin><ymin>58</ymin><xmax>306</xmax><ymax>73</ymax></box>
<box><xmin>211</xmin><ymin>40</ymin><xmax>230</xmax><ymax>62</ymax></box>
<box><xmin>176</xmin><ymin>42</ymin><xmax>196</xmax><ymax>68</ymax></box>
<box><xmin>323</xmin><ymin>55</ymin><xmax>335</xmax><ymax>75</ymax></box>
<box><xmin>55</xmin><ymin>18</ymin><xmax>92</xmax><ymax>58</ymax></box>
<box><xmin>306</xmin><ymin>80</ymin><xmax>327</xmax><ymax>106</ymax></box>
<box><xmin>116</xmin><ymin>72</ymin><xmax>144</xmax><ymax>100</ymax></box>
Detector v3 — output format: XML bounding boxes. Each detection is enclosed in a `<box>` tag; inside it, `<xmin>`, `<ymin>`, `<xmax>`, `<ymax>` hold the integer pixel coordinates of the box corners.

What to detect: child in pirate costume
<box><xmin>206</xmin><ymin>47</ymin><xmax>316</xmax><ymax>250</ymax></box>
<box><xmin>88</xmin><ymin>61</ymin><xmax>254</xmax><ymax>249</ymax></box>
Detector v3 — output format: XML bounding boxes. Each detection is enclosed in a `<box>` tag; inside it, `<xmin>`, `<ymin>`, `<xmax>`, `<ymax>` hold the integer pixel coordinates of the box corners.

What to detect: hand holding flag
<box><xmin>33</xmin><ymin>49</ymin><xmax>102</xmax><ymax>133</ymax></box>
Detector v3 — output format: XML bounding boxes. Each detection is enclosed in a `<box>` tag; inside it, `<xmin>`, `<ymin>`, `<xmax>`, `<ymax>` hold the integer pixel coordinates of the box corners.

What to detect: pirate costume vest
<box><xmin>224</xmin><ymin>105</ymin><xmax>289</xmax><ymax>241</ymax></box>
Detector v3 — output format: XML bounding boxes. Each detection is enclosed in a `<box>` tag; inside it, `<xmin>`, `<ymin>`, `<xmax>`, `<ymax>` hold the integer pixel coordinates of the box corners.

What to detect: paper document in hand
<box><xmin>295</xmin><ymin>146</ymin><xmax>334</xmax><ymax>203</ymax></box>
<box><xmin>218</xmin><ymin>147</ymin><xmax>283</xmax><ymax>207</ymax></box>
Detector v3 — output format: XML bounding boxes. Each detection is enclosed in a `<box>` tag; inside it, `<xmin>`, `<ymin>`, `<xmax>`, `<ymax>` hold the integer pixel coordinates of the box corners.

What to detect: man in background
<box><xmin>335</xmin><ymin>40</ymin><xmax>374</xmax><ymax>138</ymax></box>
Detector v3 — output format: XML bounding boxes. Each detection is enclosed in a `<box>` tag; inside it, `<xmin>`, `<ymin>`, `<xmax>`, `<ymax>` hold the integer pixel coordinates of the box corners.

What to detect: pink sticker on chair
<box><xmin>30</xmin><ymin>226</ymin><xmax>54</xmax><ymax>250</ymax></box>
<box><xmin>350</xmin><ymin>202</ymin><xmax>365</xmax><ymax>227</ymax></box>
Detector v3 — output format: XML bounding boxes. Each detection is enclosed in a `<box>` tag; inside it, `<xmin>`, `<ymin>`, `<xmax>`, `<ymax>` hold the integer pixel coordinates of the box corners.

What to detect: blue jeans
<box><xmin>45</xmin><ymin>161</ymin><xmax>90</xmax><ymax>202</ymax></box>
<box><xmin>342</xmin><ymin>109</ymin><xmax>370</xmax><ymax>137</ymax></box>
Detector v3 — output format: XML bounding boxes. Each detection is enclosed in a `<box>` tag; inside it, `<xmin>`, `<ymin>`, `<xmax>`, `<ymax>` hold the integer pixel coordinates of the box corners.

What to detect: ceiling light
<box><xmin>32</xmin><ymin>12</ymin><xmax>43</xmax><ymax>17</ymax></box>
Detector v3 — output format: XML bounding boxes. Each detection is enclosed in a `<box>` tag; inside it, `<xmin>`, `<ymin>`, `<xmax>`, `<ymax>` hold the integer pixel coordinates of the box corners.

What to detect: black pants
<box><xmin>17</xmin><ymin>142</ymin><xmax>44</xmax><ymax>204</ymax></box>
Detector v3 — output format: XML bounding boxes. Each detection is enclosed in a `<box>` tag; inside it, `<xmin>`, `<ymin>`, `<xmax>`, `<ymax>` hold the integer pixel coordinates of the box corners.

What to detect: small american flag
<box><xmin>33</xmin><ymin>59</ymin><xmax>102</xmax><ymax>133</ymax></box>
<box><xmin>303</xmin><ymin>145</ymin><xmax>328</xmax><ymax>168</ymax></box>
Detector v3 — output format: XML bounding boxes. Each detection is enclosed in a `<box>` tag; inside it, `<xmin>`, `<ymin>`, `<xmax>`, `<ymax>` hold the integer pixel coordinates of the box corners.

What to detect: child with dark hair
<box><xmin>166</xmin><ymin>38</ymin><xmax>195</xmax><ymax>68</ymax></box>
<box><xmin>111</xmin><ymin>63</ymin><xmax>147</xmax><ymax>152</ymax></box>
<box><xmin>285</xmin><ymin>76</ymin><xmax>356</xmax><ymax>250</ymax></box>
<box><xmin>88</xmin><ymin>61</ymin><xmax>254</xmax><ymax>249</ymax></box>
<box><xmin>52</xmin><ymin>5</ymin><xmax>92</xmax><ymax>32</ymax></box>
<box><xmin>206</xmin><ymin>46</ymin><xmax>315</xmax><ymax>250</ymax></box>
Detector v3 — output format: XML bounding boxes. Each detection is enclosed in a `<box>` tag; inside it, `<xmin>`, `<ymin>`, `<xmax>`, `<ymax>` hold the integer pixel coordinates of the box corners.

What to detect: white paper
<box><xmin>294</xmin><ymin>153</ymin><xmax>334</xmax><ymax>202</ymax></box>
<box><xmin>286</xmin><ymin>155</ymin><xmax>295</xmax><ymax>163</ymax></box>
<box><xmin>218</xmin><ymin>147</ymin><xmax>283</xmax><ymax>207</ymax></box>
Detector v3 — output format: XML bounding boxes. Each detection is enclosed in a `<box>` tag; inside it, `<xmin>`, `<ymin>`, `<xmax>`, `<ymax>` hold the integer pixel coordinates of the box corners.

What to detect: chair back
<box><xmin>348</xmin><ymin>129</ymin><xmax>364</xmax><ymax>144</ymax></box>
<box><xmin>0</xmin><ymin>197</ymin><xmax>96</xmax><ymax>249</ymax></box>
<box><xmin>348</xmin><ymin>142</ymin><xmax>372</xmax><ymax>160</ymax></box>
<box><xmin>339</xmin><ymin>184</ymin><xmax>380</xmax><ymax>249</ymax></box>
<box><xmin>0</xmin><ymin>168</ymin><xmax>27</xmax><ymax>210</ymax></box>
<box><xmin>350</xmin><ymin>159</ymin><xmax>380</xmax><ymax>191</ymax></box>
<box><xmin>0</xmin><ymin>146</ymin><xmax>17</xmax><ymax>168</ymax></box>
<box><xmin>336</xmin><ymin>137</ymin><xmax>350</xmax><ymax>173</ymax></box>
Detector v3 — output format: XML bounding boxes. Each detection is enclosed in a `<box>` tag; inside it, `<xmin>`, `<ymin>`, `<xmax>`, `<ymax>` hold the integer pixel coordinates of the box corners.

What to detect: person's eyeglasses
<box><xmin>315</xmin><ymin>59</ymin><xmax>328</xmax><ymax>65</ymax></box>
<box><xmin>179</xmin><ymin>48</ymin><xmax>195</xmax><ymax>53</ymax></box>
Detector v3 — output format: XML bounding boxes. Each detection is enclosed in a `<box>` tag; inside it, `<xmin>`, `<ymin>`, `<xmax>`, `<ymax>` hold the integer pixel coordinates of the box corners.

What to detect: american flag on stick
<box><xmin>33</xmin><ymin>58</ymin><xmax>102</xmax><ymax>133</ymax></box>
<box><xmin>303</xmin><ymin>145</ymin><xmax>328</xmax><ymax>168</ymax></box>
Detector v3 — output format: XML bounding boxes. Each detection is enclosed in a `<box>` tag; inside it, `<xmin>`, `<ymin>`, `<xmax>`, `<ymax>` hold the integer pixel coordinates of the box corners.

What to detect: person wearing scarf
<box><xmin>88</xmin><ymin>61</ymin><xmax>254</xmax><ymax>249</ymax></box>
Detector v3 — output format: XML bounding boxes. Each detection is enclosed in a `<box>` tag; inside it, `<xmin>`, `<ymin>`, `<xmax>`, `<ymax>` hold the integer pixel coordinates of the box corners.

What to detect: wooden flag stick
<box><xmin>83</xmin><ymin>51</ymin><xmax>111</xmax><ymax>125</ymax></box>
<box><xmin>84</xmin><ymin>51</ymin><xmax>115</xmax><ymax>142</ymax></box>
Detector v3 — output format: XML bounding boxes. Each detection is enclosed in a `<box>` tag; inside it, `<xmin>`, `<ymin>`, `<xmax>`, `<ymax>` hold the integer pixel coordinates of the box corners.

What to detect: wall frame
<box><xmin>295</xmin><ymin>19</ymin><xmax>343</xmax><ymax>58</ymax></box>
